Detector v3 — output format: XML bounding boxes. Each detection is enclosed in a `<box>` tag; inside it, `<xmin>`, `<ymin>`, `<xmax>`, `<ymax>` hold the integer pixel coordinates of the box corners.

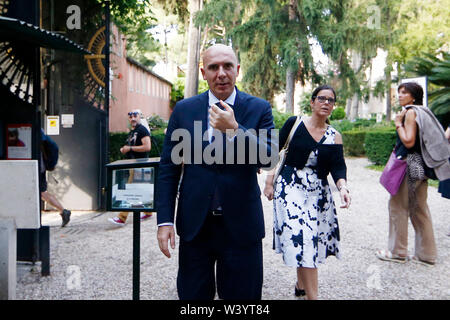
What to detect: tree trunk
<box><xmin>350</xmin><ymin>93</ymin><xmax>359</xmax><ymax>120</ymax></box>
<box><xmin>350</xmin><ymin>50</ymin><xmax>362</xmax><ymax>120</ymax></box>
<box><xmin>286</xmin><ymin>70</ymin><xmax>295</xmax><ymax>113</ymax></box>
<box><xmin>345</xmin><ymin>98</ymin><xmax>352</xmax><ymax>118</ymax></box>
<box><xmin>285</xmin><ymin>0</ymin><xmax>297</xmax><ymax>114</ymax></box>
<box><xmin>184</xmin><ymin>0</ymin><xmax>202</xmax><ymax>98</ymax></box>
<box><xmin>385</xmin><ymin>7</ymin><xmax>392</xmax><ymax>122</ymax></box>
<box><xmin>385</xmin><ymin>69</ymin><xmax>392</xmax><ymax>122</ymax></box>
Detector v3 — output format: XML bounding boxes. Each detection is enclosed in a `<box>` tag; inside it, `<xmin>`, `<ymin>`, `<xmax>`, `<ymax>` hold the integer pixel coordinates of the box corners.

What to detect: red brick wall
<box><xmin>109</xmin><ymin>25</ymin><xmax>172</xmax><ymax>133</ymax></box>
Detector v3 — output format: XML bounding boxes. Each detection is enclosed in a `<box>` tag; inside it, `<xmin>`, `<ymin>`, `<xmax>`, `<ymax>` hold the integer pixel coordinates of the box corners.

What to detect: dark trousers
<box><xmin>177</xmin><ymin>213</ymin><xmax>263</xmax><ymax>300</ymax></box>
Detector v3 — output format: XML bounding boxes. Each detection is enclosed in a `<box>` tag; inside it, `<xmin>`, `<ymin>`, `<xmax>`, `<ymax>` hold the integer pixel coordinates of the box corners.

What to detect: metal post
<box><xmin>39</xmin><ymin>226</ymin><xmax>50</xmax><ymax>276</ymax></box>
<box><xmin>132</xmin><ymin>211</ymin><xmax>140</xmax><ymax>300</ymax></box>
<box><xmin>102</xmin><ymin>0</ymin><xmax>111</xmax><ymax>210</ymax></box>
<box><xmin>0</xmin><ymin>219</ymin><xmax>16</xmax><ymax>300</ymax></box>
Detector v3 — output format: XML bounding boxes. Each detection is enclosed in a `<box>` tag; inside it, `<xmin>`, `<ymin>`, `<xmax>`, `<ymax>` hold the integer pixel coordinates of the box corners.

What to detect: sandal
<box><xmin>294</xmin><ymin>282</ymin><xmax>306</xmax><ymax>297</ymax></box>
<box><xmin>375</xmin><ymin>249</ymin><xmax>407</xmax><ymax>263</ymax></box>
<box><xmin>408</xmin><ymin>255</ymin><xmax>435</xmax><ymax>267</ymax></box>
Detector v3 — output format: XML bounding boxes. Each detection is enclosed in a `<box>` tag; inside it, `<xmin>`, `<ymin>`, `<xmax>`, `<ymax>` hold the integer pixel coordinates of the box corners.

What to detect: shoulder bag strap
<box><xmin>282</xmin><ymin>116</ymin><xmax>302</xmax><ymax>151</ymax></box>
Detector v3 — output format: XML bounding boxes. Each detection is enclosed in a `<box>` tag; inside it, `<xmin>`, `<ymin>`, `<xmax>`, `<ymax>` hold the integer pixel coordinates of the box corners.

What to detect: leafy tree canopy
<box><xmin>100</xmin><ymin>0</ymin><xmax>161</xmax><ymax>67</ymax></box>
<box><xmin>404</xmin><ymin>52</ymin><xmax>450</xmax><ymax>126</ymax></box>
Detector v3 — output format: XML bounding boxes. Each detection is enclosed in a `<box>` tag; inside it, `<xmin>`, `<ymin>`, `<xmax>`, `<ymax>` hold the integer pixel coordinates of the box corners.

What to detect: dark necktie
<box><xmin>209</xmin><ymin>102</ymin><xmax>233</xmax><ymax>144</ymax></box>
<box><xmin>215</xmin><ymin>101</ymin><xmax>233</xmax><ymax>109</ymax></box>
<box><xmin>209</xmin><ymin>102</ymin><xmax>233</xmax><ymax>210</ymax></box>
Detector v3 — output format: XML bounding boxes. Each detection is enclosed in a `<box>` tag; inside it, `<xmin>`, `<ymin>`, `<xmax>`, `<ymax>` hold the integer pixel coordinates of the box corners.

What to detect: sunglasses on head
<box><xmin>313</xmin><ymin>96</ymin><xmax>336</xmax><ymax>105</ymax></box>
<box><xmin>128</xmin><ymin>112</ymin><xmax>139</xmax><ymax>117</ymax></box>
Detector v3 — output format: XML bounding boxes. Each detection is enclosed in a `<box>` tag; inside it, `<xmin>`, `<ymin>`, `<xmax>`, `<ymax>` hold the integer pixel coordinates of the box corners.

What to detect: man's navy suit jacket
<box><xmin>156</xmin><ymin>89</ymin><xmax>275</xmax><ymax>244</ymax></box>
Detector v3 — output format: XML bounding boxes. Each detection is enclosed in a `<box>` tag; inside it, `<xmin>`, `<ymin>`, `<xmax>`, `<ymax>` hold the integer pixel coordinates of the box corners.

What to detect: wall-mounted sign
<box><xmin>6</xmin><ymin>124</ymin><xmax>32</xmax><ymax>159</ymax></box>
<box><xmin>46</xmin><ymin>116</ymin><xmax>60</xmax><ymax>135</ymax></box>
<box><xmin>61</xmin><ymin>114</ymin><xmax>74</xmax><ymax>128</ymax></box>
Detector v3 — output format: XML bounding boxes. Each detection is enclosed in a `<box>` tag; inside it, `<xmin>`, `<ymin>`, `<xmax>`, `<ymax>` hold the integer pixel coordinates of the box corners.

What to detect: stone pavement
<box><xmin>15</xmin><ymin>157</ymin><xmax>450</xmax><ymax>300</ymax></box>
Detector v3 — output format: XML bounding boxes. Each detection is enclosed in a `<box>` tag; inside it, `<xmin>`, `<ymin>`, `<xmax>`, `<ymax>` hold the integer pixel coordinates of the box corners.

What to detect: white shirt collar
<box><xmin>208</xmin><ymin>88</ymin><xmax>236</xmax><ymax>107</ymax></box>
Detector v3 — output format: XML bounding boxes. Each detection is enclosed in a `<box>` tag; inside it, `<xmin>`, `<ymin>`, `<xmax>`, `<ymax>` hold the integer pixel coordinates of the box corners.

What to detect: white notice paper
<box><xmin>61</xmin><ymin>114</ymin><xmax>74</xmax><ymax>128</ymax></box>
<box><xmin>46</xmin><ymin>116</ymin><xmax>60</xmax><ymax>135</ymax></box>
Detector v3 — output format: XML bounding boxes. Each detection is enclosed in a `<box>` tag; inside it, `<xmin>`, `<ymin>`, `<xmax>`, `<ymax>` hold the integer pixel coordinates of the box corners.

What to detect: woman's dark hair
<box><xmin>311</xmin><ymin>84</ymin><xmax>337</xmax><ymax>102</ymax></box>
<box><xmin>398</xmin><ymin>82</ymin><xmax>423</xmax><ymax>105</ymax></box>
<box><xmin>311</xmin><ymin>85</ymin><xmax>336</xmax><ymax>124</ymax></box>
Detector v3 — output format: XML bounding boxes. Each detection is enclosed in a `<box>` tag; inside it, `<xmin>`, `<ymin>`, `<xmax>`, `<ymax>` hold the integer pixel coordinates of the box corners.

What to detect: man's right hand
<box><xmin>157</xmin><ymin>225</ymin><xmax>176</xmax><ymax>258</ymax></box>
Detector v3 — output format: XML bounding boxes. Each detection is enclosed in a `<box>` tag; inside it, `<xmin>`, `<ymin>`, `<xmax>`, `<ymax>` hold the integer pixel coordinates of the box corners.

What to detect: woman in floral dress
<box><xmin>264</xmin><ymin>85</ymin><xmax>351</xmax><ymax>300</ymax></box>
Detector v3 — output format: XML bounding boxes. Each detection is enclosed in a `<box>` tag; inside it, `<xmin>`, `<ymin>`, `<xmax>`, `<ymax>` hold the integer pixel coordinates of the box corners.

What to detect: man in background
<box><xmin>109</xmin><ymin>109</ymin><xmax>152</xmax><ymax>225</ymax></box>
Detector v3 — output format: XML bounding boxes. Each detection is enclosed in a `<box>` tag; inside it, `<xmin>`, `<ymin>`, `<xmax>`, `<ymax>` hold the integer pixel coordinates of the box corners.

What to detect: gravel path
<box><xmin>16</xmin><ymin>157</ymin><xmax>450</xmax><ymax>300</ymax></box>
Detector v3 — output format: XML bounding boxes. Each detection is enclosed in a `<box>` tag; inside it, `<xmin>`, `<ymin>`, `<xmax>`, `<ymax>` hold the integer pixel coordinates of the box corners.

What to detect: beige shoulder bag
<box><xmin>273</xmin><ymin>116</ymin><xmax>302</xmax><ymax>186</ymax></box>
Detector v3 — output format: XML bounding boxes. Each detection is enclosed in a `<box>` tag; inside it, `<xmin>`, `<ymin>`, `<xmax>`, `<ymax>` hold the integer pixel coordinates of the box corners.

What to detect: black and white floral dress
<box><xmin>273</xmin><ymin>123</ymin><xmax>341</xmax><ymax>268</ymax></box>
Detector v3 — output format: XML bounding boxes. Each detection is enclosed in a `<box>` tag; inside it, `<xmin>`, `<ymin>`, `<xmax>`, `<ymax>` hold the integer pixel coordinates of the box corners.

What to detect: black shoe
<box><xmin>295</xmin><ymin>283</ymin><xmax>306</xmax><ymax>297</ymax></box>
<box><xmin>61</xmin><ymin>209</ymin><xmax>71</xmax><ymax>227</ymax></box>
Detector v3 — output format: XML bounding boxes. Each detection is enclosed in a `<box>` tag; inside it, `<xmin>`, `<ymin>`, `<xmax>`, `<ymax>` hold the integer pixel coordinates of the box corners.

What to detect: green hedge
<box><xmin>272</xmin><ymin>108</ymin><xmax>294</xmax><ymax>129</ymax></box>
<box><xmin>330</xmin><ymin>107</ymin><xmax>346</xmax><ymax>120</ymax></box>
<box><xmin>109</xmin><ymin>129</ymin><xmax>166</xmax><ymax>162</ymax></box>
<box><xmin>331</xmin><ymin>118</ymin><xmax>379</xmax><ymax>133</ymax></box>
<box><xmin>149</xmin><ymin>128</ymin><xmax>166</xmax><ymax>158</ymax></box>
<box><xmin>342</xmin><ymin>130</ymin><xmax>367</xmax><ymax>156</ymax></box>
<box><xmin>364</xmin><ymin>129</ymin><xmax>397</xmax><ymax>165</ymax></box>
<box><xmin>109</xmin><ymin>132</ymin><xmax>128</xmax><ymax>162</ymax></box>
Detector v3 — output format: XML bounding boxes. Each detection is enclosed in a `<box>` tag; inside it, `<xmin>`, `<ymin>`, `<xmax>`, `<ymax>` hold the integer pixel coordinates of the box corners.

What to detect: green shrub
<box><xmin>170</xmin><ymin>77</ymin><xmax>209</xmax><ymax>109</ymax></box>
<box><xmin>109</xmin><ymin>129</ymin><xmax>166</xmax><ymax>162</ymax></box>
<box><xmin>170</xmin><ymin>77</ymin><xmax>185</xmax><ymax>109</ymax></box>
<box><xmin>331</xmin><ymin>118</ymin><xmax>382</xmax><ymax>133</ymax></box>
<box><xmin>272</xmin><ymin>108</ymin><xmax>294</xmax><ymax>129</ymax></box>
<box><xmin>342</xmin><ymin>130</ymin><xmax>367</xmax><ymax>156</ymax></box>
<box><xmin>330</xmin><ymin>119</ymin><xmax>354</xmax><ymax>133</ymax></box>
<box><xmin>298</xmin><ymin>92</ymin><xmax>312</xmax><ymax>115</ymax></box>
<box><xmin>330</xmin><ymin>107</ymin><xmax>346</xmax><ymax>120</ymax></box>
<box><xmin>149</xmin><ymin>128</ymin><xmax>166</xmax><ymax>158</ymax></box>
<box><xmin>353</xmin><ymin>118</ymin><xmax>376</xmax><ymax>128</ymax></box>
<box><xmin>146</xmin><ymin>114</ymin><xmax>168</xmax><ymax>130</ymax></box>
<box><xmin>336</xmin><ymin>120</ymin><xmax>396</xmax><ymax>160</ymax></box>
<box><xmin>364</xmin><ymin>129</ymin><xmax>397</xmax><ymax>165</ymax></box>
<box><xmin>109</xmin><ymin>132</ymin><xmax>128</xmax><ymax>162</ymax></box>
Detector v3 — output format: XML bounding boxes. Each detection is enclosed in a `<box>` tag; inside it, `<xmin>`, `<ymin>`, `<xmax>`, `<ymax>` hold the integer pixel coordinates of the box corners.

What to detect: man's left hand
<box><xmin>209</xmin><ymin>100</ymin><xmax>239</xmax><ymax>133</ymax></box>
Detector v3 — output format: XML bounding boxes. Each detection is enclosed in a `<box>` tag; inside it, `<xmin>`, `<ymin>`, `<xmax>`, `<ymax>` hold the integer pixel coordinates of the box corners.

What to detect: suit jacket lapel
<box><xmin>233</xmin><ymin>88</ymin><xmax>244</xmax><ymax>124</ymax></box>
<box><xmin>197</xmin><ymin>91</ymin><xmax>210</xmax><ymax>151</ymax></box>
